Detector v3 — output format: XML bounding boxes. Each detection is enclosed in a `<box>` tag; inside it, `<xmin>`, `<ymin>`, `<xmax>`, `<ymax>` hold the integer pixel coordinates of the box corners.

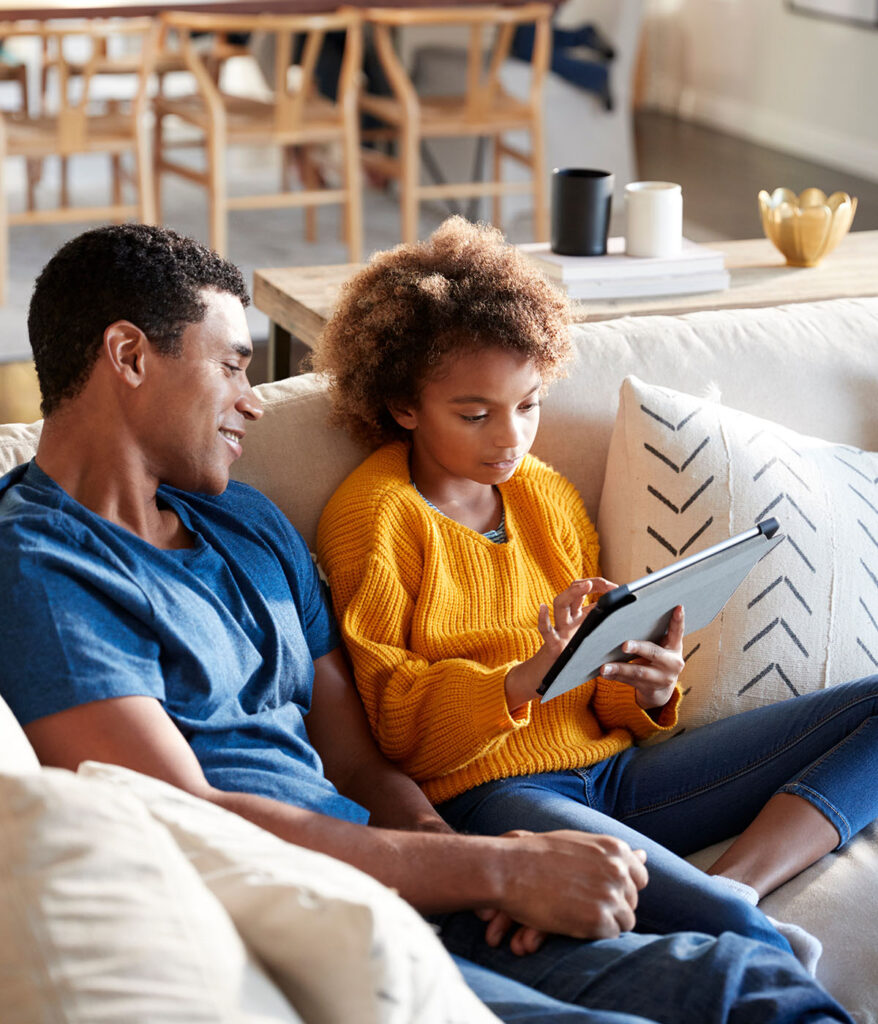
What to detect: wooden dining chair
<box><xmin>360</xmin><ymin>4</ymin><xmax>552</xmax><ymax>244</ymax></box>
<box><xmin>39</xmin><ymin>24</ymin><xmax>249</xmax><ymax>210</ymax></box>
<box><xmin>0</xmin><ymin>18</ymin><xmax>157</xmax><ymax>306</ymax></box>
<box><xmin>0</xmin><ymin>38</ymin><xmax>40</xmax><ymax>210</ymax></box>
<box><xmin>153</xmin><ymin>10</ymin><xmax>363</xmax><ymax>262</ymax></box>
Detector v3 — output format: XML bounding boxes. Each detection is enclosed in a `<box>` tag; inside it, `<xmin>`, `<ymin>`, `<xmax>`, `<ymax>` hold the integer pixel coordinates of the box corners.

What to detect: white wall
<box><xmin>640</xmin><ymin>0</ymin><xmax>878</xmax><ymax>182</ymax></box>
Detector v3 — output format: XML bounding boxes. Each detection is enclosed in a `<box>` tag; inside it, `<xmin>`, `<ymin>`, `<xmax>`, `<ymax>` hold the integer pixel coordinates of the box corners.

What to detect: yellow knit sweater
<box><xmin>317</xmin><ymin>441</ymin><xmax>679</xmax><ymax>805</ymax></box>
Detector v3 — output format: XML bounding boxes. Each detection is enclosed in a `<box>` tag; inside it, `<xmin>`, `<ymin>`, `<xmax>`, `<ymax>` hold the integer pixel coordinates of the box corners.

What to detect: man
<box><xmin>0</xmin><ymin>224</ymin><xmax>853</xmax><ymax>1024</ymax></box>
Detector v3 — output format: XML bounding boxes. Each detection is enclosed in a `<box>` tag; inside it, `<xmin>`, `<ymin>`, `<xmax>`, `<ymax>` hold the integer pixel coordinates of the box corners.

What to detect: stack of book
<box><xmin>519</xmin><ymin>237</ymin><xmax>730</xmax><ymax>301</ymax></box>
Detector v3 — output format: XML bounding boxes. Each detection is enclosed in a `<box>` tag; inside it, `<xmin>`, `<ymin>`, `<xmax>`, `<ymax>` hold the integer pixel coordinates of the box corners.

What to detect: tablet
<box><xmin>538</xmin><ymin>518</ymin><xmax>782</xmax><ymax>703</ymax></box>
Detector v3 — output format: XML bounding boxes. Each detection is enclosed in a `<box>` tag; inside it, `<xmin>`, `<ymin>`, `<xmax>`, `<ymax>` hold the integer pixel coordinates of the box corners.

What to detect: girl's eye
<box><xmin>519</xmin><ymin>401</ymin><xmax>541</xmax><ymax>413</ymax></box>
<box><xmin>461</xmin><ymin>413</ymin><xmax>488</xmax><ymax>423</ymax></box>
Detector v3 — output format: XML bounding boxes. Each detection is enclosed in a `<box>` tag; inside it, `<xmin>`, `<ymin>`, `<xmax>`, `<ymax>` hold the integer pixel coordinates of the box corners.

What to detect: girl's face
<box><xmin>391</xmin><ymin>346</ymin><xmax>542</xmax><ymax>489</ymax></box>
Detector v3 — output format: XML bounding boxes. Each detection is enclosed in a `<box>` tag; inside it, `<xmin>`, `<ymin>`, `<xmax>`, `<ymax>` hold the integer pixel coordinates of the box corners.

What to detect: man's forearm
<box><xmin>206</xmin><ymin>785</ymin><xmax>650</xmax><ymax>943</ymax></box>
<box><xmin>206</xmin><ymin>784</ymin><xmax>498</xmax><ymax>910</ymax></box>
<box><xmin>343</xmin><ymin>764</ymin><xmax>454</xmax><ymax>832</ymax></box>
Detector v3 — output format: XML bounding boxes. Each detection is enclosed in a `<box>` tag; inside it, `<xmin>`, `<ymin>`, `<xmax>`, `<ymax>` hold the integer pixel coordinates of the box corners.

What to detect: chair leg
<box><xmin>111</xmin><ymin>154</ymin><xmax>123</xmax><ymax>219</ymax></box>
<box><xmin>530</xmin><ymin>120</ymin><xmax>549</xmax><ymax>244</ymax></box>
<box><xmin>25</xmin><ymin>159</ymin><xmax>41</xmax><ymax>211</ymax></box>
<box><xmin>492</xmin><ymin>135</ymin><xmax>503</xmax><ymax>231</ymax></box>
<box><xmin>342</xmin><ymin>119</ymin><xmax>363</xmax><ymax>263</ymax></box>
<box><xmin>281</xmin><ymin>145</ymin><xmax>293</xmax><ymax>192</ymax></box>
<box><xmin>399</xmin><ymin>123</ymin><xmax>420</xmax><ymax>245</ymax></box>
<box><xmin>152</xmin><ymin>109</ymin><xmax>164</xmax><ymax>224</ymax></box>
<box><xmin>0</xmin><ymin>155</ymin><xmax>7</xmax><ymax>307</ymax></box>
<box><xmin>206</xmin><ymin>124</ymin><xmax>227</xmax><ymax>256</ymax></box>
<box><xmin>302</xmin><ymin>149</ymin><xmax>319</xmax><ymax>245</ymax></box>
<box><xmin>136</xmin><ymin>129</ymin><xmax>156</xmax><ymax>226</ymax></box>
<box><xmin>60</xmin><ymin>156</ymin><xmax>70</xmax><ymax>208</ymax></box>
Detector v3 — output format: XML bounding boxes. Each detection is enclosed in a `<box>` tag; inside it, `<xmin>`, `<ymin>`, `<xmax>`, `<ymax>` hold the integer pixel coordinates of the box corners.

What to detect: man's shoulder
<box><xmin>0</xmin><ymin>461</ymin><xmax>73</xmax><ymax>552</ymax></box>
<box><xmin>0</xmin><ymin>461</ymin><xmax>31</xmax><ymax>499</ymax></box>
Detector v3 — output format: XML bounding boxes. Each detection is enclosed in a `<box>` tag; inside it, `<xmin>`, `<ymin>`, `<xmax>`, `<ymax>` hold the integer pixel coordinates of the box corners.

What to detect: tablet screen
<box><xmin>538</xmin><ymin>518</ymin><xmax>782</xmax><ymax>702</ymax></box>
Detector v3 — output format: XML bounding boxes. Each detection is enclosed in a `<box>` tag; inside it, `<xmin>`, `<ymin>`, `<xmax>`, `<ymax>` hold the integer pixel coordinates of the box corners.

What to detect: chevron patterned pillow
<box><xmin>597</xmin><ymin>375</ymin><xmax>878</xmax><ymax>738</ymax></box>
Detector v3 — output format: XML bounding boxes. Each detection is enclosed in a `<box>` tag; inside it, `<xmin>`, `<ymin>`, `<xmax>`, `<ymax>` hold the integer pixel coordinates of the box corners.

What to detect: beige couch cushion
<box><xmin>597</xmin><ymin>375</ymin><xmax>878</xmax><ymax>733</ymax></box>
<box><xmin>689</xmin><ymin>823</ymin><xmax>878</xmax><ymax>1024</ymax></box>
<box><xmin>231</xmin><ymin>375</ymin><xmax>365</xmax><ymax>552</ymax></box>
<box><xmin>79</xmin><ymin>761</ymin><xmax>500</xmax><ymax>1024</ymax></box>
<box><xmin>0</xmin><ymin>419</ymin><xmax>41</xmax><ymax>476</ymax></box>
<box><xmin>0</xmin><ymin>768</ymin><xmax>296</xmax><ymax>1024</ymax></box>
<box><xmin>0</xmin><ymin>695</ymin><xmax>39</xmax><ymax>774</ymax></box>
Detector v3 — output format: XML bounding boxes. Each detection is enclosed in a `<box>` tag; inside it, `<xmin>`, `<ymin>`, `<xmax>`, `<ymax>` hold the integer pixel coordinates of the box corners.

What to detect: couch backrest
<box><xmin>532</xmin><ymin>296</ymin><xmax>878</xmax><ymax>523</ymax></box>
<box><xmin>2</xmin><ymin>297</ymin><xmax>876</xmax><ymax>550</ymax></box>
<box><xmin>234</xmin><ymin>296</ymin><xmax>878</xmax><ymax>546</ymax></box>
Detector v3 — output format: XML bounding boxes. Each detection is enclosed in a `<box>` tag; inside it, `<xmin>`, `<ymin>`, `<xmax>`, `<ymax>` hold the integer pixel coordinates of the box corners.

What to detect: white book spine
<box><xmin>563</xmin><ymin>268</ymin><xmax>731</xmax><ymax>301</ymax></box>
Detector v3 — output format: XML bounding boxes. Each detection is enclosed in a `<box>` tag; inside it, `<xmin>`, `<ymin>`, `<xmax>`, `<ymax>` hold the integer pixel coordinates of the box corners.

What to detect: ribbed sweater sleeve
<box><xmin>317</xmin><ymin>443</ymin><xmax>679</xmax><ymax>804</ymax></box>
<box><xmin>328</xmin><ymin>554</ymin><xmax>531</xmax><ymax>781</ymax></box>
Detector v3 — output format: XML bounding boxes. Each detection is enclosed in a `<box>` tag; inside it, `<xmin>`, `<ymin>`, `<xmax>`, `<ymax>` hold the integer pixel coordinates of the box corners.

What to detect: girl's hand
<box><xmin>505</xmin><ymin>578</ymin><xmax>617</xmax><ymax>712</ymax></box>
<box><xmin>601</xmin><ymin>605</ymin><xmax>686</xmax><ymax>711</ymax></box>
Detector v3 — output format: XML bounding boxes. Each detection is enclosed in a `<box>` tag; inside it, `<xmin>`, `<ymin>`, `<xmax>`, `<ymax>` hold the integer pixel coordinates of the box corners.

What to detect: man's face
<box><xmin>140</xmin><ymin>288</ymin><xmax>262</xmax><ymax>495</ymax></box>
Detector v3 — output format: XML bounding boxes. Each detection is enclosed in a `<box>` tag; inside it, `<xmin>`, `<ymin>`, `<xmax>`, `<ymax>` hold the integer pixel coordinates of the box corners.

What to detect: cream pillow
<box><xmin>0</xmin><ymin>694</ymin><xmax>40</xmax><ymax>774</ymax></box>
<box><xmin>0</xmin><ymin>768</ymin><xmax>298</xmax><ymax>1024</ymax></box>
<box><xmin>79</xmin><ymin>762</ymin><xmax>499</xmax><ymax>1024</ymax></box>
<box><xmin>0</xmin><ymin>418</ymin><xmax>41</xmax><ymax>475</ymax></box>
<box><xmin>597</xmin><ymin>375</ymin><xmax>878</xmax><ymax>735</ymax></box>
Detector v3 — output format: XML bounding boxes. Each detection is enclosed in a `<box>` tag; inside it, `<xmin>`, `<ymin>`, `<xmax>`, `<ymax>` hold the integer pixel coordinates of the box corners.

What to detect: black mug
<box><xmin>551</xmin><ymin>168</ymin><xmax>614</xmax><ymax>256</ymax></box>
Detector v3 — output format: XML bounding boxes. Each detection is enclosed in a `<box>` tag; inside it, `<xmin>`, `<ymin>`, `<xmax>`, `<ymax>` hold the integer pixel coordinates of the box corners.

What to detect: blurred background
<box><xmin>1</xmin><ymin>0</ymin><xmax>876</xmax><ymax>422</ymax></box>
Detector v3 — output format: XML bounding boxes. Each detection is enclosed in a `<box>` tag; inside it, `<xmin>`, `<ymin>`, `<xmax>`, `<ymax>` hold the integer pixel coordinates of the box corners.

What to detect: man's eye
<box><xmin>224</xmin><ymin>363</ymin><xmax>242</xmax><ymax>375</ymax></box>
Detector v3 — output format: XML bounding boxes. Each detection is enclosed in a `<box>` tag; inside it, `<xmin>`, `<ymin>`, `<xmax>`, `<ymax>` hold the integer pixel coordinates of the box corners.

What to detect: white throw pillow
<box><xmin>0</xmin><ymin>768</ymin><xmax>297</xmax><ymax>1024</ymax></box>
<box><xmin>597</xmin><ymin>376</ymin><xmax>878</xmax><ymax>736</ymax></box>
<box><xmin>0</xmin><ymin>418</ymin><xmax>41</xmax><ymax>475</ymax></box>
<box><xmin>0</xmin><ymin>693</ymin><xmax>40</xmax><ymax>774</ymax></box>
<box><xmin>79</xmin><ymin>761</ymin><xmax>499</xmax><ymax>1024</ymax></box>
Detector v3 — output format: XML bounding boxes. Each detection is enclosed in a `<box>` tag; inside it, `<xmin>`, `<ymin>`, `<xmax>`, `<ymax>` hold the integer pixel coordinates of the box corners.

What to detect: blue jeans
<box><xmin>446</xmin><ymin>924</ymin><xmax>853</xmax><ymax>1023</ymax></box>
<box><xmin>439</xmin><ymin>676</ymin><xmax>878</xmax><ymax>952</ymax></box>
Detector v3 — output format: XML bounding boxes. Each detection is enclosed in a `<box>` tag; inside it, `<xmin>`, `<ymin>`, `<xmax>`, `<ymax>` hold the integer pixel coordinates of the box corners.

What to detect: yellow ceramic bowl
<box><xmin>758</xmin><ymin>187</ymin><xmax>857</xmax><ymax>267</ymax></box>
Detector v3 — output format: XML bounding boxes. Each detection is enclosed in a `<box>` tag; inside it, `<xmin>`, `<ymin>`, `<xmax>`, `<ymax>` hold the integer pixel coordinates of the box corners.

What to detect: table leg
<box><xmin>267</xmin><ymin>320</ymin><xmax>292</xmax><ymax>382</ymax></box>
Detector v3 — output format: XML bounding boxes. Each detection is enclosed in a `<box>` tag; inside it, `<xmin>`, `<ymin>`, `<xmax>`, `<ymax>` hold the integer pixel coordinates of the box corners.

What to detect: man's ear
<box><xmin>386</xmin><ymin>399</ymin><xmax>418</xmax><ymax>431</ymax></box>
<box><xmin>103</xmin><ymin>321</ymin><xmax>150</xmax><ymax>389</ymax></box>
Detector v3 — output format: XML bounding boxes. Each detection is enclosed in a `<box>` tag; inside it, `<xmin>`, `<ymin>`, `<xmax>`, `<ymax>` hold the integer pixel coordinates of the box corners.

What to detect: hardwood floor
<box><xmin>635</xmin><ymin>111</ymin><xmax>878</xmax><ymax>241</ymax></box>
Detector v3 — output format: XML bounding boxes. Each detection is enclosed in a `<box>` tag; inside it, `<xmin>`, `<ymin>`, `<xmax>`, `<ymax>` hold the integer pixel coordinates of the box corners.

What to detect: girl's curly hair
<box><xmin>312</xmin><ymin>217</ymin><xmax>573</xmax><ymax>449</ymax></box>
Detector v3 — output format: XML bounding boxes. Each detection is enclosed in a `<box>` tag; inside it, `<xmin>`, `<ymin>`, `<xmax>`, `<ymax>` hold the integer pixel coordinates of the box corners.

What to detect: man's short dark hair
<box><xmin>28</xmin><ymin>223</ymin><xmax>251</xmax><ymax>416</ymax></box>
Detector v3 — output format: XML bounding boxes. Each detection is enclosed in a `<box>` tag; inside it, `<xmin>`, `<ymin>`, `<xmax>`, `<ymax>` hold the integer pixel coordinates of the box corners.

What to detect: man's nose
<box><xmin>237</xmin><ymin>384</ymin><xmax>263</xmax><ymax>421</ymax></box>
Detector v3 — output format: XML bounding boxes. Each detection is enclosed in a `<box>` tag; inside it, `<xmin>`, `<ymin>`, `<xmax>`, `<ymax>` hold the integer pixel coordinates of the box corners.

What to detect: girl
<box><xmin>315</xmin><ymin>217</ymin><xmax>878</xmax><ymax>970</ymax></box>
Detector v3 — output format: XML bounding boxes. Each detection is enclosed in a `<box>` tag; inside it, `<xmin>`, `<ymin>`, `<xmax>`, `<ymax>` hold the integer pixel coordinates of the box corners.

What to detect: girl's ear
<box><xmin>387</xmin><ymin>399</ymin><xmax>418</xmax><ymax>431</ymax></box>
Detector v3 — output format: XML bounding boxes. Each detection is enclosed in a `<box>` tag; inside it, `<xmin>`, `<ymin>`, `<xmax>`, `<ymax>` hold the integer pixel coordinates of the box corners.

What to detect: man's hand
<box><xmin>601</xmin><ymin>605</ymin><xmax>685</xmax><ymax>711</ymax></box>
<box><xmin>486</xmin><ymin>829</ymin><xmax>648</xmax><ymax>947</ymax></box>
<box><xmin>505</xmin><ymin>578</ymin><xmax>617</xmax><ymax>712</ymax></box>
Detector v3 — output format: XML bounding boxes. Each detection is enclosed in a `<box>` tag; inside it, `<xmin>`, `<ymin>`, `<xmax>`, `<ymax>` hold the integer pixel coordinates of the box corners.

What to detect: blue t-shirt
<box><xmin>0</xmin><ymin>461</ymin><xmax>368</xmax><ymax>824</ymax></box>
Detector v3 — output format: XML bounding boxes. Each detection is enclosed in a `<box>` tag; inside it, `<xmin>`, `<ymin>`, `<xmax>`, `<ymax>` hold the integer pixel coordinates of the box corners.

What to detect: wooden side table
<box><xmin>254</xmin><ymin>230</ymin><xmax>878</xmax><ymax>380</ymax></box>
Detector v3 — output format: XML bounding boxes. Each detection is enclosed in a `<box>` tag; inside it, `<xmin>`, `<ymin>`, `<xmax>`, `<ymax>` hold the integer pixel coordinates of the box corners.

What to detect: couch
<box><xmin>1</xmin><ymin>294</ymin><xmax>876</xmax><ymax>1022</ymax></box>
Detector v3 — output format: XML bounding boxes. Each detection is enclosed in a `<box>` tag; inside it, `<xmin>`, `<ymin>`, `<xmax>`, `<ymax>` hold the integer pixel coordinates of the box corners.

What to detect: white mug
<box><xmin>625</xmin><ymin>181</ymin><xmax>683</xmax><ymax>258</ymax></box>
